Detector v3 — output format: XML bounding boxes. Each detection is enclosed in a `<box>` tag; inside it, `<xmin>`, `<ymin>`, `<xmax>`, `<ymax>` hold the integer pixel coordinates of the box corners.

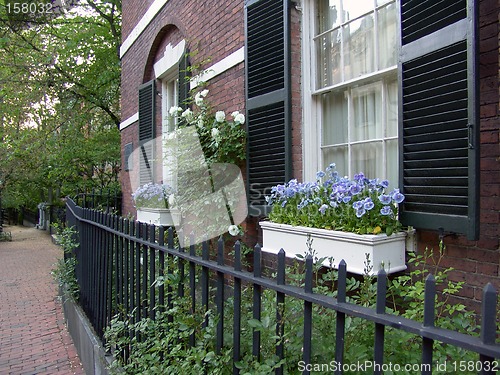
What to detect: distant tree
<box><xmin>0</xmin><ymin>0</ymin><xmax>122</xmax><ymax>209</ymax></box>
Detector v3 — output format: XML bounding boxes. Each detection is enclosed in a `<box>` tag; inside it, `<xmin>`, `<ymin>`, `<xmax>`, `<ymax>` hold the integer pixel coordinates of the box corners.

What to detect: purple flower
<box><xmin>392</xmin><ymin>189</ymin><xmax>405</xmax><ymax>204</ymax></box>
<box><xmin>265</xmin><ymin>168</ymin><xmax>403</xmax><ymax>235</ymax></box>
<box><xmin>285</xmin><ymin>187</ymin><xmax>296</xmax><ymax>198</ymax></box>
<box><xmin>132</xmin><ymin>182</ymin><xmax>175</xmax><ymax>208</ymax></box>
<box><xmin>378</xmin><ymin>194</ymin><xmax>392</xmax><ymax>205</ymax></box>
<box><xmin>326</xmin><ymin>163</ymin><xmax>336</xmax><ymax>171</ymax></box>
<box><xmin>363</xmin><ymin>198</ymin><xmax>374</xmax><ymax>210</ymax></box>
<box><xmin>354</xmin><ymin>172</ymin><xmax>365</xmax><ymax>181</ymax></box>
<box><xmin>379</xmin><ymin>180</ymin><xmax>389</xmax><ymax>188</ymax></box>
<box><xmin>319</xmin><ymin>204</ymin><xmax>329</xmax><ymax>215</ymax></box>
<box><xmin>342</xmin><ymin>195</ymin><xmax>352</xmax><ymax>203</ymax></box>
<box><xmin>356</xmin><ymin>207</ymin><xmax>366</xmax><ymax>218</ymax></box>
<box><xmin>352</xmin><ymin>200</ymin><xmax>364</xmax><ymax>210</ymax></box>
<box><xmin>350</xmin><ymin>184</ymin><xmax>362</xmax><ymax>195</ymax></box>
<box><xmin>380</xmin><ymin>206</ymin><xmax>393</xmax><ymax>216</ymax></box>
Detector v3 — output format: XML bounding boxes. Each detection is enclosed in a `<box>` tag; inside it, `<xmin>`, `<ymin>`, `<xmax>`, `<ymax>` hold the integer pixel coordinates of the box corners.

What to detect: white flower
<box><xmin>215</xmin><ymin>110</ymin><xmax>225</xmax><ymax>123</ymax></box>
<box><xmin>200</xmin><ymin>89</ymin><xmax>209</xmax><ymax>97</ymax></box>
<box><xmin>228</xmin><ymin>225</ymin><xmax>240</xmax><ymax>236</ymax></box>
<box><xmin>211</xmin><ymin>128</ymin><xmax>220</xmax><ymax>138</ymax></box>
<box><xmin>231</xmin><ymin>111</ymin><xmax>240</xmax><ymax>118</ymax></box>
<box><xmin>169</xmin><ymin>106</ymin><xmax>182</xmax><ymax>116</ymax></box>
<box><xmin>181</xmin><ymin>108</ymin><xmax>193</xmax><ymax>121</ymax></box>
<box><xmin>196</xmin><ymin>117</ymin><xmax>204</xmax><ymax>128</ymax></box>
<box><xmin>234</xmin><ymin>113</ymin><xmax>245</xmax><ymax>125</ymax></box>
<box><xmin>168</xmin><ymin>194</ymin><xmax>176</xmax><ymax>207</ymax></box>
<box><xmin>194</xmin><ymin>92</ymin><xmax>204</xmax><ymax>106</ymax></box>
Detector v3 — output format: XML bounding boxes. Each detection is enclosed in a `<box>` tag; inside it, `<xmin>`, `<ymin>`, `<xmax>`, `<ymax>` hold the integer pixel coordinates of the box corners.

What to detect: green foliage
<box><xmin>105</xmin><ymin>288</ymin><xmax>233</xmax><ymax>374</ymax></box>
<box><xmin>104</xmin><ymin>242</ymin><xmax>496</xmax><ymax>374</ymax></box>
<box><xmin>0</xmin><ymin>230</ymin><xmax>12</xmax><ymax>241</ymax></box>
<box><xmin>0</xmin><ymin>1</ymin><xmax>121</xmax><ymax>209</ymax></box>
<box><xmin>51</xmin><ymin>224</ymin><xmax>79</xmax><ymax>301</ymax></box>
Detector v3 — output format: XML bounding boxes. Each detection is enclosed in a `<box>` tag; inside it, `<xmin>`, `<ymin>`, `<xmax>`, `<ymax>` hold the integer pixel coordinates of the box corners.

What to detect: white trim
<box><xmin>190</xmin><ymin>47</ymin><xmax>245</xmax><ymax>89</ymax></box>
<box><xmin>154</xmin><ymin>40</ymin><xmax>186</xmax><ymax>79</ymax></box>
<box><xmin>301</xmin><ymin>0</ymin><xmax>319</xmax><ymax>182</ymax></box>
<box><xmin>120</xmin><ymin>112</ymin><xmax>138</xmax><ymax>131</ymax></box>
<box><xmin>120</xmin><ymin>0</ymin><xmax>170</xmax><ymax>58</ymax></box>
<box><xmin>119</xmin><ymin>46</ymin><xmax>243</xmax><ymax>133</ymax></box>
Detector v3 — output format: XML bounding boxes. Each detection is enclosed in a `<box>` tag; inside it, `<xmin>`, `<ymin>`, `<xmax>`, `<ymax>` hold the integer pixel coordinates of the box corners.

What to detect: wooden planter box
<box><xmin>260</xmin><ymin>221</ymin><xmax>413</xmax><ymax>275</ymax></box>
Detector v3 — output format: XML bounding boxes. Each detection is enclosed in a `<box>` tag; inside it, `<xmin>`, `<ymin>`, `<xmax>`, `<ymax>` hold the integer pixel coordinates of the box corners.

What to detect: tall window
<box><xmin>314</xmin><ymin>0</ymin><xmax>397</xmax><ymax>184</ymax></box>
<box><xmin>161</xmin><ymin>73</ymin><xmax>178</xmax><ymax>188</ymax></box>
<box><xmin>152</xmin><ymin>40</ymin><xmax>186</xmax><ymax>188</ymax></box>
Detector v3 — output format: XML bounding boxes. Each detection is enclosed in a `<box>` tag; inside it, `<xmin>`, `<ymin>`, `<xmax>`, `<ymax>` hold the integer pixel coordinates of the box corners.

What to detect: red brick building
<box><xmin>120</xmin><ymin>0</ymin><xmax>499</xmax><ymax>311</ymax></box>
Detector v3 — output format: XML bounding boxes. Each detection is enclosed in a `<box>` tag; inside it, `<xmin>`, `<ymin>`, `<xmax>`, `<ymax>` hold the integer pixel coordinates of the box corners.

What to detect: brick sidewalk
<box><xmin>0</xmin><ymin>225</ymin><xmax>85</xmax><ymax>375</ymax></box>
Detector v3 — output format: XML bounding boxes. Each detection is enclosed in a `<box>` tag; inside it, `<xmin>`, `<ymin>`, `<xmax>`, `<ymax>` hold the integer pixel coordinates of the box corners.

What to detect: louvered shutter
<box><xmin>399</xmin><ymin>0</ymin><xmax>479</xmax><ymax>239</ymax></box>
<box><xmin>245</xmin><ymin>0</ymin><xmax>291</xmax><ymax>216</ymax></box>
<box><xmin>178</xmin><ymin>50</ymin><xmax>190</xmax><ymax>107</ymax></box>
<box><xmin>138</xmin><ymin>80</ymin><xmax>156</xmax><ymax>185</ymax></box>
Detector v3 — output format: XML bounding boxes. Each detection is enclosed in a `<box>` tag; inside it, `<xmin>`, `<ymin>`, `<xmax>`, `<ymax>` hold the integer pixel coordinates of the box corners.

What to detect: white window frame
<box><xmin>154</xmin><ymin>40</ymin><xmax>185</xmax><ymax>187</ymax></box>
<box><xmin>301</xmin><ymin>0</ymin><xmax>398</xmax><ymax>182</ymax></box>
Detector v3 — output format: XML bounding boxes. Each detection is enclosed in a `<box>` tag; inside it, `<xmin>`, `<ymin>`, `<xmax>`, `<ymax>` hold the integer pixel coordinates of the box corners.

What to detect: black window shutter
<box><xmin>245</xmin><ymin>0</ymin><xmax>291</xmax><ymax>216</ymax></box>
<box><xmin>138</xmin><ymin>80</ymin><xmax>156</xmax><ymax>185</ymax></box>
<box><xmin>178</xmin><ymin>49</ymin><xmax>190</xmax><ymax>107</ymax></box>
<box><xmin>399</xmin><ymin>0</ymin><xmax>479</xmax><ymax>239</ymax></box>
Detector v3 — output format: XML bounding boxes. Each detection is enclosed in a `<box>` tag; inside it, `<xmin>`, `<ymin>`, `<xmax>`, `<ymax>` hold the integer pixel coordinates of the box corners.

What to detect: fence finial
<box><xmin>481</xmin><ymin>283</ymin><xmax>497</xmax><ymax>345</ymax></box>
<box><xmin>376</xmin><ymin>269</ymin><xmax>387</xmax><ymax>314</ymax></box>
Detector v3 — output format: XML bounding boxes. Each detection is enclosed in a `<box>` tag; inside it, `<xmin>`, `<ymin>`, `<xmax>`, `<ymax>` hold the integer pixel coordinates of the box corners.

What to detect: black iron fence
<box><xmin>65</xmin><ymin>198</ymin><xmax>500</xmax><ymax>374</ymax></box>
<box><xmin>73</xmin><ymin>188</ymin><xmax>122</xmax><ymax>215</ymax></box>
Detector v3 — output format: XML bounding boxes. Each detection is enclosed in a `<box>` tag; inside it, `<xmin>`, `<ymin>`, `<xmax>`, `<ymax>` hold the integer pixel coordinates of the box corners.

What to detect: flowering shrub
<box><xmin>132</xmin><ymin>183</ymin><xmax>176</xmax><ymax>209</ymax></box>
<box><xmin>266</xmin><ymin>164</ymin><xmax>405</xmax><ymax>236</ymax></box>
<box><xmin>169</xmin><ymin>89</ymin><xmax>246</xmax><ymax>166</ymax></box>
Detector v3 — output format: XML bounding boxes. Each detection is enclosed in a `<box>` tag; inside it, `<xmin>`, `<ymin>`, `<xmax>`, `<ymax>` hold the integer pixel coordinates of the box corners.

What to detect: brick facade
<box><xmin>410</xmin><ymin>0</ymin><xmax>499</xmax><ymax>313</ymax></box>
<box><xmin>120</xmin><ymin>0</ymin><xmax>245</xmax><ymax>216</ymax></box>
<box><xmin>121</xmin><ymin>0</ymin><xmax>499</xmax><ymax>311</ymax></box>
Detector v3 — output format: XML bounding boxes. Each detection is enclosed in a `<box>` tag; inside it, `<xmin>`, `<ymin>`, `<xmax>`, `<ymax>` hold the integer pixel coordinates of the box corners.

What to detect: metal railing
<box><xmin>65</xmin><ymin>198</ymin><xmax>500</xmax><ymax>374</ymax></box>
<box><xmin>73</xmin><ymin>188</ymin><xmax>122</xmax><ymax>215</ymax></box>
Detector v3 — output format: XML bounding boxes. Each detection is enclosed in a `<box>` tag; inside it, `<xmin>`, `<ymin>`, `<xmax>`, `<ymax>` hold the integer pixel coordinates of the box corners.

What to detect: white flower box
<box><xmin>136</xmin><ymin>208</ymin><xmax>181</xmax><ymax>227</ymax></box>
<box><xmin>260</xmin><ymin>221</ymin><xmax>414</xmax><ymax>275</ymax></box>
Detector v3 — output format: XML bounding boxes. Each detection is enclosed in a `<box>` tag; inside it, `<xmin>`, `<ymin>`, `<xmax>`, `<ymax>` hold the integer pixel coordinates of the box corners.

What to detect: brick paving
<box><xmin>0</xmin><ymin>225</ymin><xmax>85</xmax><ymax>375</ymax></box>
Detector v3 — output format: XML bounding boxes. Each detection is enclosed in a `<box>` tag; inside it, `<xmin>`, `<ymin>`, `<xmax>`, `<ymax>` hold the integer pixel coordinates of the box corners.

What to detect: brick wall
<box><xmin>122</xmin><ymin>0</ymin><xmax>154</xmax><ymax>41</ymax></box>
<box><xmin>412</xmin><ymin>0</ymin><xmax>500</xmax><ymax>313</ymax></box>
<box><xmin>121</xmin><ymin>0</ymin><xmax>499</xmax><ymax>311</ymax></box>
<box><xmin>120</xmin><ymin>0</ymin><xmax>245</xmax><ymax>216</ymax></box>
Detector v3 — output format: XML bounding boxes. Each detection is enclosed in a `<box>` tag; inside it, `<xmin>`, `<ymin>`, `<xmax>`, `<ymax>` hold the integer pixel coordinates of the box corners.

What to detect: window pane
<box><xmin>377</xmin><ymin>3</ymin><xmax>397</xmax><ymax>69</ymax></box>
<box><xmin>386</xmin><ymin>79</ymin><xmax>398</xmax><ymax>137</ymax></box>
<box><xmin>351</xmin><ymin>142</ymin><xmax>383</xmax><ymax>178</ymax></box>
<box><xmin>317</xmin><ymin>0</ymin><xmax>341</xmax><ymax>33</ymax></box>
<box><xmin>351</xmin><ymin>84</ymin><xmax>382</xmax><ymax>141</ymax></box>
<box><xmin>342</xmin><ymin>0</ymin><xmax>373</xmax><ymax>22</ymax></box>
<box><xmin>314</xmin><ymin>0</ymin><xmax>398</xmax><ymax>186</ymax></box>
<box><xmin>316</xmin><ymin>31</ymin><xmax>341</xmax><ymax>87</ymax></box>
<box><xmin>322</xmin><ymin>146</ymin><xmax>347</xmax><ymax>176</ymax></box>
<box><xmin>343</xmin><ymin>15</ymin><xmax>375</xmax><ymax>80</ymax></box>
<box><xmin>322</xmin><ymin>91</ymin><xmax>347</xmax><ymax>144</ymax></box>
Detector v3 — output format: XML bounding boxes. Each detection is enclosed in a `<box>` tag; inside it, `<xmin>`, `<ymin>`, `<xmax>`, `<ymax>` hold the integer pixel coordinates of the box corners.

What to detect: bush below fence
<box><xmin>65</xmin><ymin>198</ymin><xmax>500</xmax><ymax>374</ymax></box>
